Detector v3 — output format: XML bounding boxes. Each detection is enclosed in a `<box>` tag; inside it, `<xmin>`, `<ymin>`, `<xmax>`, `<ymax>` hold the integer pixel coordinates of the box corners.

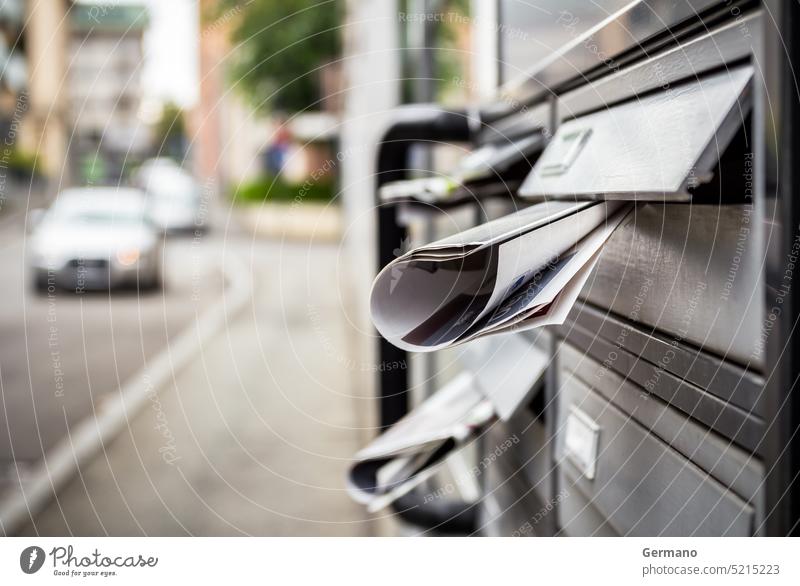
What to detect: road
<box><xmin>0</xmin><ymin>198</ymin><xmax>375</xmax><ymax>536</ymax></box>
<box><xmin>0</xmin><ymin>205</ymin><xmax>224</xmax><ymax>472</ymax></box>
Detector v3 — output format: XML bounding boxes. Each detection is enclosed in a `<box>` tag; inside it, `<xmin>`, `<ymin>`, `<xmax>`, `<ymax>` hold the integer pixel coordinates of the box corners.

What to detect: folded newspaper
<box><xmin>348</xmin><ymin>335</ymin><xmax>551</xmax><ymax>510</ymax></box>
<box><xmin>370</xmin><ymin>200</ymin><xmax>632</xmax><ymax>352</ymax></box>
<box><xmin>348</xmin><ymin>372</ymin><xmax>493</xmax><ymax>512</ymax></box>
<box><xmin>379</xmin><ymin>133</ymin><xmax>545</xmax><ymax>204</ymax></box>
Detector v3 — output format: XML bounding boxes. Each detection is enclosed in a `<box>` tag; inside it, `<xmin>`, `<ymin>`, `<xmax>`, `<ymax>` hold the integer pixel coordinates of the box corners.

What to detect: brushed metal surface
<box><xmin>519</xmin><ymin>66</ymin><xmax>753</xmax><ymax>200</ymax></box>
<box><xmin>478</xmin><ymin>101</ymin><xmax>551</xmax><ymax>146</ymax></box>
<box><xmin>580</xmin><ymin>203</ymin><xmax>763</xmax><ymax>367</ymax></box>
<box><xmin>560</xmin><ymin>321</ymin><xmax>764</xmax><ymax>453</ymax></box>
<box><xmin>557</xmin><ymin>473</ymin><xmax>619</xmax><ymax>536</ymax></box>
<box><xmin>495</xmin><ymin>0</ymin><xmax>725</xmax><ymax>111</ymax></box>
<box><xmin>560</xmin><ymin>343</ymin><xmax>763</xmax><ymax>502</ymax></box>
<box><xmin>457</xmin><ymin>332</ymin><xmax>549</xmax><ymax>421</ymax></box>
<box><xmin>480</xmin><ymin>424</ymin><xmax>555</xmax><ymax>536</ymax></box>
<box><xmin>556</xmin><ymin>367</ymin><xmax>754</xmax><ymax>536</ymax></box>
<box><xmin>558</xmin><ymin>12</ymin><xmax>760</xmax><ymax>120</ymax></box>
<box><xmin>565</xmin><ymin>300</ymin><xmax>764</xmax><ymax>414</ymax></box>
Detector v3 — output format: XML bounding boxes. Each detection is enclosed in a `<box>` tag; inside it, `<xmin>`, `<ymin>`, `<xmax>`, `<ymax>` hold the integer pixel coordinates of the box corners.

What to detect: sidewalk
<box><xmin>18</xmin><ymin>235</ymin><xmax>375</xmax><ymax>536</ymax></box>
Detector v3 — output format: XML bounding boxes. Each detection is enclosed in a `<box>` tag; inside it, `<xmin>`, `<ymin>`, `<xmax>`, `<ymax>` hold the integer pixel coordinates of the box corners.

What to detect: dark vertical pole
<box><xmin>374</xmin><ymin>108</ymin><xmax>472</xmax><ymax>430</ymax></box>
<box><xmin>762</xmin><ymin>0</ymin><xmax>800</xmax><ymax>536</ymax></box>
<box><xmin>377</xmin><ymin>207</ymin><xmax>409</xmax><ymax>429</ymax></box>
<box><xmin>411</xmin><ymin>0</ymin><xmax>437</xmax><ymax>399</ymax></box>
<box><xmin>374</xmin><ymin>108</ymin><xmax>474</xmax><ymax>531</ymax></box>
<box><xmin>376</xmin><ymin>148</ymin><xmax>410</xmax><ymax>430</ymax></box>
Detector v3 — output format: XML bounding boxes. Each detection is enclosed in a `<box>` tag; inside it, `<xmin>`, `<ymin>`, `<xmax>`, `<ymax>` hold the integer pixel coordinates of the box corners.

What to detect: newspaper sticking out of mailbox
<box><xmin>379</xmin><ymin>133</ymin><xmax>545</xmax><ymax>205</ymax></box>
<box><xmin>349</xmin><ymin>335</ymin><xmax>555</xmax><ymax>510</ymax></box>
<box><xmin>370</xmin><ymin>200</ymin><xmax>632</xmax><ymax>352</ymax></box>
<box><xmin>347</xmin><ymin>372</ymin><xmax>494</xmax><ymax>512</ymax></box>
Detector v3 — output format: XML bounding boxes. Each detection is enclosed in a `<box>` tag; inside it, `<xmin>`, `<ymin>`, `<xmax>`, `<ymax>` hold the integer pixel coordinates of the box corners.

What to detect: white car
<box><xmin>28</xmin><ymin>188</ymin><xmax>163</xmax><ymax>293</ymax></box>
<box><xmin>135</xmin><ymin>161</ymin><xmax>205</xmax><ymax>233</ymax></box>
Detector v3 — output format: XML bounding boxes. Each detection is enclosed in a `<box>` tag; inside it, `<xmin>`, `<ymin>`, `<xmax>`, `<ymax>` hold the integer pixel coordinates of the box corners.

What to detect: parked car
<box><xmin>28</xmin><ymin>187</ymin><xmax>162</xmax><ymax>293</ymax></box>
<box><xmin>135</xmin><ymin>160</ymin><xmax>205</xmax><ymax>233</ymax></box>
<box><xmin>134</xmin><ymin>157</ymin><xmax>179</xmax><ymax>175</ymax></box>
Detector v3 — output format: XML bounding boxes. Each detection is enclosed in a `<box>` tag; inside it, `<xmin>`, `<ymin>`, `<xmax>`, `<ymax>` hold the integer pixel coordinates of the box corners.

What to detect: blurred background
<box><xmin>0</xmin><ymin>0</ymin><xmax>622</xmax><ymax>536</ymax></box>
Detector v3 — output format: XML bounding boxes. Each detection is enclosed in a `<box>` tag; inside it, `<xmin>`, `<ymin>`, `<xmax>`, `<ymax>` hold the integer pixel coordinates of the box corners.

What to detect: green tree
<box><xmin>216</xmin><ymin>0</ymin><xmax>342</xmax><ymax>113</ymax></box>
<box><xmin>152</xmin><ymin>102</ymin><xmax>187</xmax><ymax>160</ymax></box>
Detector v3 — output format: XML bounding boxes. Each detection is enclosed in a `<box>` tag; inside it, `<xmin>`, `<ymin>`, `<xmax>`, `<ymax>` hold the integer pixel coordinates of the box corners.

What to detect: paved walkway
<box><xmin>19</xmin><ymin>234</ymin><xmax>376</xmax><ymax>536</ymax></box>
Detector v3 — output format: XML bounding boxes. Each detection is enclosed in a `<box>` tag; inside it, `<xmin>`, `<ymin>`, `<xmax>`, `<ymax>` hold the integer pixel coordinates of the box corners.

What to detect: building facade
<box><xmin>67</xmin><ymin>3</ymin><xmax>148</xmax><ymax>183</ymax></box>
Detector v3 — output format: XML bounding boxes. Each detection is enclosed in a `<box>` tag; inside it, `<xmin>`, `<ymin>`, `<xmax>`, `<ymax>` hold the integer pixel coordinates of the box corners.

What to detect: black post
<box><xmin>375</xmin><ymin>106</ymin><xmax>472</xmax><ymax>429</ymax></box>
<box><xmin>762</xmin><ymin>0</ymin><xmax>800</xmax><ymax>536</ymax></box>
<box><xmin>374</xmin><ymin>106</ymin><xmax>476</xmax><ymax>533</ymax></box>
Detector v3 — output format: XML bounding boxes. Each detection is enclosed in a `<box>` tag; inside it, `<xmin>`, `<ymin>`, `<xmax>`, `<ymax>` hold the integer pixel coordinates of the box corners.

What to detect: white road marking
<box><xmin>0</xmin><ymin>254</ymin><xmax>252</xmax><ymax>535</ymax></box>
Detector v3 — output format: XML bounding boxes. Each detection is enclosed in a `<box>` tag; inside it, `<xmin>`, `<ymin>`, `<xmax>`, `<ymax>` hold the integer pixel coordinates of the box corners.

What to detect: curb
<box><xmin>0</xmin><ymin>255</ymin><xmax>253</xmax><ymax>535</ymax></box>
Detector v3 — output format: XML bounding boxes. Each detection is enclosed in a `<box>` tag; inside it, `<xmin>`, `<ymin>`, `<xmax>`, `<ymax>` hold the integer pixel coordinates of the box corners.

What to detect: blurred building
<box><xmin>192</xmin><ymin>0</ymin><xmax>343</xmax><ymax>194</ymax></box>
<box><xmin>191</xmin><ymin>0</ymin><xmax>229</xmax><ymax>188</ymax></box>
<box><xmin>0</xmin><ymin>0</ymin><xmax>27</xmax><ymax>138</ymax></box>
<box><xmin>18</xmin><ymin>0</ymin><xmax>70</xmax><ymax>182</ymax></box>
<box><xmin>192</xmin><ymin>0</ymin><xmax>270</xmax><ymax>191</ymax></box>
<box><xmin>67</xmin><ymin>3</ymin><xmax>149</xmax><ymax>183</ymax></box>
<box><xmin>0</xmin><ymin>0</ymin><xmax>35</xmax><ymax>192</ymax></box>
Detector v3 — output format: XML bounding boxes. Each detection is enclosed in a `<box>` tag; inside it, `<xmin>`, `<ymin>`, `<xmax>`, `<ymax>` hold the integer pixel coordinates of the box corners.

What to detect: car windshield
<box><xmin>57</xmin><ymin>208</ymin><xmax>146</xmax><ymax>224</ymax></box>
<box><xmin>47</xmin><ymin>199</ymin><xmax>148</xmax><ymax>226</ymax></box>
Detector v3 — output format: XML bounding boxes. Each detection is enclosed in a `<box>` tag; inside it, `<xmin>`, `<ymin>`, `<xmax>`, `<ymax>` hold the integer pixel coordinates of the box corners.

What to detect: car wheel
<box><xmin>32</xmin><ymin>271</ymin><xmax>50</xmax><ymax>296</ymax></box>
<box><xmin>141</xmin><ymin>270</ymin><xmax>162</xmax><ymax>292</ymax></box>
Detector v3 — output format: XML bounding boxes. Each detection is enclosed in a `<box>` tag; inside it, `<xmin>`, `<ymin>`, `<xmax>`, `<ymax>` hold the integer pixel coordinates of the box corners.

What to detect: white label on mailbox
<box><xmin>538</xmin><ymin>128</ymin><xmax>592</xmax><ymax>176</ymax></box>
<box><xmin>564</xmin><ymin>406</ymin><xmax>600</xmax><ymax>480</ymax></box>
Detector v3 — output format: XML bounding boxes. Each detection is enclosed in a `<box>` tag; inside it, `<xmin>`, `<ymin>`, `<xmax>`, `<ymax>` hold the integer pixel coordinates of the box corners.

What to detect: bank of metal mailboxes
<box><xmin>472</xmin><ymin>3</ymin><xmax>765</xmax><ymax>536</ymax></box>
<box><xmin>372</xmin><ymin>1</ymin><xmax>791</xmax><ymax>536</ymax></box>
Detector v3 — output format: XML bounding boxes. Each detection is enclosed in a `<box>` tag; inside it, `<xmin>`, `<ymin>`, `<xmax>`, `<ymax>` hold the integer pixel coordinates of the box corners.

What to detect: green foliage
<box><xmin>80</xmin><ymin>151</ymin><xmax>107</xmax><ymax>184</ymax></box>
<box><xmin>231</xmin><ymin>174</ymin><xmax>336</xmax><ymax>204</ymax></box>
<box><xmin>218</xmin><ymin>0</ymin><xmax>342</xmax><ymax>113</ymax></box>
<box><xmin>152</xmin><ymin>102</ymin><xmax>187</xmax><ymax>160</ymax></box>
<box><xmin>6</xmin><ymin>146</ymin><xmax>40</xmax><ymax>178</ymax></box>
<box><xmin>433</xmin><ymin>0</ymin><xmax>470</xmax><ymax>102</ymax></box>
<box><xmin>398</xmin><ymin>0</ymin><xmax>470</xmax><ymax>103</ymax></box>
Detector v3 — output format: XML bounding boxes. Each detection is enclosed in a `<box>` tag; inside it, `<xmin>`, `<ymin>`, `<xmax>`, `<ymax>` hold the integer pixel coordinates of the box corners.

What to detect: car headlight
<box><xmin>115</xmin><ymin>248</ymin><xmax>141</xmax><ymax>266</ymax></box>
